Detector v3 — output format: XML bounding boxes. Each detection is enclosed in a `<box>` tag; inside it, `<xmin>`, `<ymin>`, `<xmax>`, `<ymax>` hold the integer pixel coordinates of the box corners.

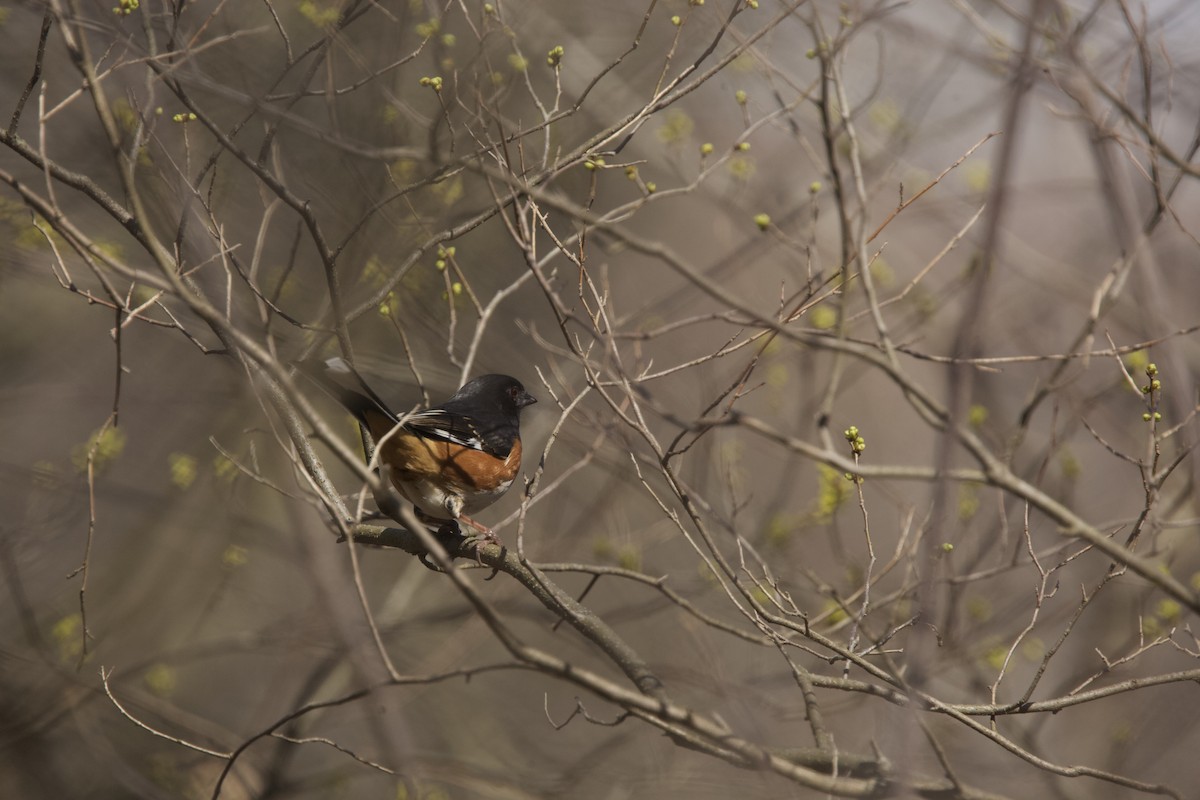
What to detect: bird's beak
<box><xmin>518</xmin><ymin>390</ymin><xmax>537</xmax><ymax>409</ymax></box>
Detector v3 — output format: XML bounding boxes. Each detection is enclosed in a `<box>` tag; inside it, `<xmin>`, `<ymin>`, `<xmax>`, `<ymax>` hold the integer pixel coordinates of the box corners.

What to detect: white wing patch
<box><xmin>405</xmin><ymin>409</ymin><xmax>485</xmax><ymax>451</ymax></box>
<box><xmin>427</xmin><ymin>427</ymin><xmax>483</xmax><ymax>450</ymax></box>
<box><xmin>322</xmin><ymin>356</ymin><xmax>354</xmax><ymax>375</ymax></box>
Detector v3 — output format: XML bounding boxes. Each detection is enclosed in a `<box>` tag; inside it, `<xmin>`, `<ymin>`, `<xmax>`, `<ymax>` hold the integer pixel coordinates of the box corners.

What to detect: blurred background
<box><xmin>2</xmin><ymin>0</ymin><xmax>1199</xmax><ymax>797</ymax></box>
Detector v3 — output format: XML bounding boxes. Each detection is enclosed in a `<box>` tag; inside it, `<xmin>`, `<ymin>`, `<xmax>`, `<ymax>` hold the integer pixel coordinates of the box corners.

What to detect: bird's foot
<box><xmin>458</xmin><ymin>514</ymin><xmax>501</xmax><ymax>548</ymax></box>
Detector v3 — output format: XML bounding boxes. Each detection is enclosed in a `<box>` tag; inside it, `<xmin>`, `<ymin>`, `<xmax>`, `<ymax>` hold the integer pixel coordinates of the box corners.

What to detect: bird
<box><xmin>297</xmin><ymin>357</ymin><xmax>536</xmax><ymax>538</ymax></box>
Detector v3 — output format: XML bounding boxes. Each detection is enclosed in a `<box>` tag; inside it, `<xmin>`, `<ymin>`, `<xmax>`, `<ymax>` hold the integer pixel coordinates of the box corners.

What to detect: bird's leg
<box><xmin>441</xmin><ymin>498</ymin><xmax>500</xmax><ymax>547</ymax></box>
<box><xmin>458</xmin><ymin>514</ymin><xmax>501</xmax><ymax>547</ymax></box>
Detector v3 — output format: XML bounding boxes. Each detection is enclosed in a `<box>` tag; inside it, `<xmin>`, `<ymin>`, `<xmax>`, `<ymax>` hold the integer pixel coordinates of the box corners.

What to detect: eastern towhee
<box><xmin>298</xmin><ymin>357</ymin><xmax>536</xmax><ymax>537</ymax></box>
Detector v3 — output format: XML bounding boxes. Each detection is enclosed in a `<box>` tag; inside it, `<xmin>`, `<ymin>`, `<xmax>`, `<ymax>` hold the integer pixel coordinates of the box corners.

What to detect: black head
<box><xmin>447</xmin><ymin>374</ymin><xmax>536</xmax><ymax>416</ymax></box>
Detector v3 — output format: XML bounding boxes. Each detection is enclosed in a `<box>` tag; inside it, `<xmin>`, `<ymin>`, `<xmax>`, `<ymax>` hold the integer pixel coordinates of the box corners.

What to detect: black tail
<box><xmin>294</xmin><ymin>357</ymin><xmax>398</xmax><ymax>425</ymax></box>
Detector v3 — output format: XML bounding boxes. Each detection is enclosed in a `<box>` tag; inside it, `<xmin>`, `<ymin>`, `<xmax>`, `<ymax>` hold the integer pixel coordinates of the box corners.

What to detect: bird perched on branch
<box><xmin>297</xmin><ymin>357</ymin><xmax>536</xmax><ymax>538</ymax></box>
